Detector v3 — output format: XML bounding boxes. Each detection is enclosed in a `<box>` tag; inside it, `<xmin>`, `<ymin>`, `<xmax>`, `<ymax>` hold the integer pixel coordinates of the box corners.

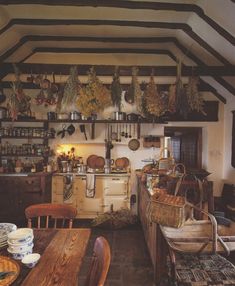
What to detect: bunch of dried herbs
<box><xmin>111</xmin><ymin>67</ymin><xmax>122</xmax><ymax>111</ymax></box>
<box><xmin>77</xmin><ymin>67</ymin><xmax>112</xmax><ymax>116</ymax></box>
<box><xmin>168</xmin><ymin>60</ymin><xmax>190</xmax><ymax>119</ymax></box>
<box><xmin>125</xmin><ymin>67</ymin><xmax>143</xmax><ymax>113</ymax></box>
<box><xmin>144</xmin><ymin>74</ymin><xmax>166</xmax><ymax>117</ymax></box>
<box><xmin>91</xmin><ymin>208</ymin><xmax>138</xmax><ymax>230</ymax></box>
<box><xmin>60</xmin><ymin>66</ymin><xmax>80</xmax><ymax>110</ymax></box>
<box><xmin>186</xmin><ymin>76</ymin><xmax>205</xmax><ymax>115</ymax></box>
<box><xmin>8</xmin><ymin>64</ymin><xmax>31</xmax><ymax>120</ymax></box>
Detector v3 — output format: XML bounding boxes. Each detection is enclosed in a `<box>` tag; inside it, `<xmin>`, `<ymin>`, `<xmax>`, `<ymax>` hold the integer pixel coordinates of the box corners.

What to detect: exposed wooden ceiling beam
<box><xmin>2</xmin><ymin>63</ymin><xmax>235</xmax><ymax>77</ymax></box>
<box><xmin>0</xmin><ymin>36</ymin><xmax>177</xmax><ymax>62</ymax></box>
<box><xmin>2</xmin><ymin>35</ymin><xmax>233</xmax><ymax>95</ymax></box>
<box><xmin>0</xmin><ymin>19</ymin><xmax>231</xmax><ymax>66</ymax></box>
<box><xmin>0</xmin><ymin>0</ymin><xmax>233</xmax><ymax>45</ymax></box>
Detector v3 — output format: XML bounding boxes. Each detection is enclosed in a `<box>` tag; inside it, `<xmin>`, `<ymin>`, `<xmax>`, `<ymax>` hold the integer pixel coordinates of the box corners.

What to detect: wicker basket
<box><xmin>171</xmin><ymin>163</ymin><xmax>186</xmax><ymax>178</ymax></box>
<box><xmin>148</xmin><ymin>193</ymin><xmax>192</xmax><ymax>228</ymax></box>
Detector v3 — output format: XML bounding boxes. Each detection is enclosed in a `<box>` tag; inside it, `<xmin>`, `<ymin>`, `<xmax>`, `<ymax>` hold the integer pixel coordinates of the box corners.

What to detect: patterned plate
<box><xmin>0</xmin><ymin>224</ymin><xmax>17</xmax><ymax>236</ymax></box>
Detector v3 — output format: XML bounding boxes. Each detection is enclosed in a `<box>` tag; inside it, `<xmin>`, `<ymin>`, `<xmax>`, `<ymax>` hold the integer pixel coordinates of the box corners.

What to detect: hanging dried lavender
<box><xmin>186</xmin><ymin>76</ymin><xmax>206</xmax><ymax>115</ymax></box>
<box><xmin>111</xmin><ymin>67</ymin><xmax>122</xmax><ymax>111</ymax></box>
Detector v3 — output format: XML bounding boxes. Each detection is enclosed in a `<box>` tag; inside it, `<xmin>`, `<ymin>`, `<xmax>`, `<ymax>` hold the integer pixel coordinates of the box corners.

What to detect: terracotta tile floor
<box><xmin>75</xmin><ymin>221</ymin><xmax>156</xmax><ymax>286</ymax></box>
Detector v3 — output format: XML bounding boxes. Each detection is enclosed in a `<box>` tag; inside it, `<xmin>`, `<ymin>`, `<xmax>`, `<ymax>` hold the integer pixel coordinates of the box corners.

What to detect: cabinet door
<box><xmin>99</xmin><ymin>176</ymin><xmax>129</xmax><ymax>196</ymax></box>
<box><xmin>0</xmin><ymin>178</ymin><xmax>18</xmax><ymax>222</ymax></box>
<box><xmin>75</xmin><ymin>176</ymin><xmax>103</xmax><ymax>215</ymax></box>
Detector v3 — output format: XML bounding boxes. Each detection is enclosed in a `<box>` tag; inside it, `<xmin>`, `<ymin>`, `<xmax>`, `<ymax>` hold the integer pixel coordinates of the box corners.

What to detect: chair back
<box><xmin>85</xmin><ymin>236</ymin><xmax>111</xmax><ymax>286</ymax></box>
<box><xmin>25</xmin><ymin>203</ymin><xmax>77</xmax><ymax>228</ymax></box>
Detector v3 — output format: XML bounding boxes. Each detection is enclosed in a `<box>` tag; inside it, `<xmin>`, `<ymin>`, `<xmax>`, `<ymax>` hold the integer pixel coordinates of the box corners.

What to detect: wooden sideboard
<box><xmin>0</xmin><ymin>173</ymin><xmax>52</xmax><ymax>225</ymax></box>
<box><xmin>137</xmin><ymin>174</ymin><xmax>215</xmax><ymax>285</ymax></box>
<box><xmin>137</xmin><ymin>177</ymin><xmax>167</xmax><ymax>285</ymax></box>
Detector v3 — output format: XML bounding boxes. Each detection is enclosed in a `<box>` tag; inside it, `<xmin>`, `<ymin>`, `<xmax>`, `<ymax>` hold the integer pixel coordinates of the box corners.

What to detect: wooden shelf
<box><xmin>0</xmin><ymin>136</ymin><xmax>54</xmax><ymax>139</ymax></box>
<box><xmin>0</xmin><ymin>154</ymin><xmax>46</xmax><ymax>157</ymax></box>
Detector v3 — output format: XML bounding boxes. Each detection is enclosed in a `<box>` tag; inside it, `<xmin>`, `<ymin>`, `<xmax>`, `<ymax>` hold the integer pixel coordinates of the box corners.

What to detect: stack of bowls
<box><xmin>7</xmin><ymin>228</ymin><xmax>34</xmax><ymax>260</ymax></box>
<box><xmin>0</xmin><ymin>223</ymin><xmax>17</xmax><ymax>248</ymax></box>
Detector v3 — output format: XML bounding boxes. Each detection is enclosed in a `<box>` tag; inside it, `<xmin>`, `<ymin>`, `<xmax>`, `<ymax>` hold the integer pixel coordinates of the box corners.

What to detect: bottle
<box><xmin>31</xmin><ymin>162</ymin><xmax>36</xmax><ymax>173</ymax></box>
<box><xmin>47</xmin><ymin>162</ymin><xmax>52</xmax><ymax>172</ymax></box>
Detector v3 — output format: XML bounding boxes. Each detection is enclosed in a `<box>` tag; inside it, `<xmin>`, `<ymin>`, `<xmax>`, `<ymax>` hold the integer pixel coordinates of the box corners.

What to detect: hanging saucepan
<box><xmin>127</xmin><ymin>113</ymin><xmax>138</xmax><ymax>121</ymax></box>
<box><xmin>67</xmin><ymin>124</ymin><xmax>75</xmax><ymax>136</ymax></box>
<box><xmin>128</xmin><ymin>138</ymin><xmax>140</xmax><ymax>151</ymax></box>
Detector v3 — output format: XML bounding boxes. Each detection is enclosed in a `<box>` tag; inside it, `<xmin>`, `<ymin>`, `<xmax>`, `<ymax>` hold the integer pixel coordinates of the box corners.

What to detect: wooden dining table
<box><xmin>0</xmin><ymin>228</ymin><xmax>91</xmax><ymax>286</ymax></box>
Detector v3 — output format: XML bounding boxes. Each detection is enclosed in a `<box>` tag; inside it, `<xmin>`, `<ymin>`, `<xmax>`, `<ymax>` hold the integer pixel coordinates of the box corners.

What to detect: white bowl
<box><xmin>7</xmin><ymin>247</ymin><xmax>33</xmax><ymax>260</ymax></box>
<box><xmin>22</xmin><ymin>253</ymin><xmax>40</xmax><ymax>268</ymax></box>
<box><xmin>7</xmin><ymin>236</ymin><xmax>33</xmax><ymax>247</ymax></box>
<box><xmin>8</xmin><ymin>228</ymin><xmax>33</xmax><ymax>244</ymax></box>
<box><xmin>8</xmin><ymin>242</ymin><xmax>34</xmax><ymax>253</ymax></box>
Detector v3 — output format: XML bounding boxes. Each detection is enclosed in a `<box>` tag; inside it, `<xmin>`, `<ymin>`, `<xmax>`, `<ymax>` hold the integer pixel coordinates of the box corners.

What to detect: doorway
<box><xmin>164</xmin><ymin>127</ymin><xmax>202</xmax><ymax>169</ymax></box>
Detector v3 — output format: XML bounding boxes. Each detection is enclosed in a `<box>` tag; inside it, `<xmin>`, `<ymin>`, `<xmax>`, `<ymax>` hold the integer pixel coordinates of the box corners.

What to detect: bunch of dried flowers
<box><xmin>77</xmin><ymin>67</ymin><xmax>112</xmax><ymax>116</ymax></box>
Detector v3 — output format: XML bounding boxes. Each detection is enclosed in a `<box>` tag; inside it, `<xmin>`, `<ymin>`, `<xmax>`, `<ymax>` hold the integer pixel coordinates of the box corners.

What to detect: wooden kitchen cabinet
<box><xmin>0</xmin><ymin>173</ymin><xmax>51</xmax><ymax>225</ymax></box>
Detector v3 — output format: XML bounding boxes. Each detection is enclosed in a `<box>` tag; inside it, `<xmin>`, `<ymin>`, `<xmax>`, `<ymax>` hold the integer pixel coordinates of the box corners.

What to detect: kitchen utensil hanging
<box><xmin>57</xmin><ymin>124</ymin><xmax>67</xmax><ymax>138</ymax></box>
<box><xmin>80</xmin><ymin>124</ymin><xmax>87</xmax><ymax>140</ymax></box>
<box><xmin>128</xmin><ymin>124</ymin><xmax>140</xmax><ymax>151</ymax></box>
<box><xmin>110</xmin><ymin>125</ymin><xmax>118</xmax><ymax>141</ymax></box>
<box><xmin>129</xmin><ymin>124</ymin><xmax>132</xmax><ymax>138</ymax></box>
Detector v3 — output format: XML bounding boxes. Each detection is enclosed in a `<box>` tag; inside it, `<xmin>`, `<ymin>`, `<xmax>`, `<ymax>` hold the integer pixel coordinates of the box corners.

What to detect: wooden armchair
<box><xmin>85</xmin><ymin>236</ymin><xmax>111</xmax><ymax>286</ymax></box>
<box><xmin>25</xmin><ymin>203</ymin><xmax>77</xmax><ymax>228</ymax></box>
<box><xmin>160</xmin><ymin>206</ymin><xmax>235</xmax><ymax>285</ymax></box>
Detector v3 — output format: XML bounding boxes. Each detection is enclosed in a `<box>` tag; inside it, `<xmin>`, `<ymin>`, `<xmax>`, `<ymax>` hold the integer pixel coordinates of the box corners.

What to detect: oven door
<box><xmin>102</xmin><ymin>177</ymin><xmax>128</xmax><ymax>196</ymax></box>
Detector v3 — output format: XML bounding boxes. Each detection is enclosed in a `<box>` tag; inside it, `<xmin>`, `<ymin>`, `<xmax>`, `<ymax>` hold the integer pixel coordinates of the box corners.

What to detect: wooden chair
<box><xmin>25</xmin><ymin>203</ymin><xmax>77</xmax><ymax>228</ymax></box>
<box><xmin>85</xmin><ymin>236</ymin><xmax>111</xmax><ymax>286</ymax></box>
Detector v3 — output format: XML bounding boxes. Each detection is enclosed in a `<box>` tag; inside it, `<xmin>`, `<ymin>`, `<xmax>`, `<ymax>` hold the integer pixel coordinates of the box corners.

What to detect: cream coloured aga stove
<box><xmin>52</xmin><ymin>173</ymin><xmax>130</xmax><ymax>218</ymax></box>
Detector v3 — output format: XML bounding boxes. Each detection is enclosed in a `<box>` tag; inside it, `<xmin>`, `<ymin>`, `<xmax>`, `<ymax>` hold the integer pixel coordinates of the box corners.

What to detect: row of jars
<box><xmin>0</xmin><ymin>127</ymin><xmax>56</xmax><ymax>138</ymax></box>
<box><xmin>0</xmin><ymin>142</ymin><xmax>51</xmax><ymax>156</ymax></box>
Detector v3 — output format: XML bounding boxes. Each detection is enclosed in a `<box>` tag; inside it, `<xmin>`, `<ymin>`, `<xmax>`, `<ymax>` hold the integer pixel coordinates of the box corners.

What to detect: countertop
<box><xmin>54</xmin><ymin>172</ymin><xmax>130</xmax><ymax>177</ymax></box>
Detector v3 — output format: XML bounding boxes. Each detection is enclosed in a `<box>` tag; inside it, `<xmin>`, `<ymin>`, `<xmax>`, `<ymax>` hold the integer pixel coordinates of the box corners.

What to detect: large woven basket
<box><xmin>149</xmin><ymin>193</ymin><xmax>191</xmax><ymax>228</ymax></box>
